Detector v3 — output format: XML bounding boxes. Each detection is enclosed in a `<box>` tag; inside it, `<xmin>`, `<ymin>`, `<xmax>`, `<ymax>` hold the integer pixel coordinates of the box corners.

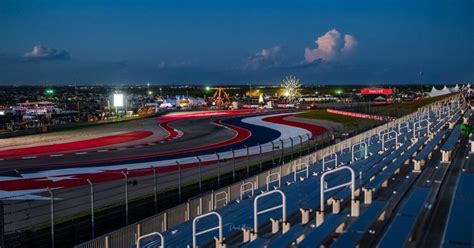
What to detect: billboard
<box><xmin>360</xmin><ymin>88</ymin><xmax>393</xmax><ymax>95</ymax></box>
<box><xmin>113</xmin><ymin>94</ymin><xmax>124</xmax><ymax>107</ymax></box>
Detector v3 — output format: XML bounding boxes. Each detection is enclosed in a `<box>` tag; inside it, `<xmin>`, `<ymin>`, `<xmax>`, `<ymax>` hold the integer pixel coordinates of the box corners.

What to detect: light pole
<box><xmin>121</xmin><ymin>171</ymin><xmax>129</xmax><ymax>225</ymax></box>
<box><xmin>86</xmin><ymin>179</ymin><xmax>95</xmax><ymax>238</ymax></box>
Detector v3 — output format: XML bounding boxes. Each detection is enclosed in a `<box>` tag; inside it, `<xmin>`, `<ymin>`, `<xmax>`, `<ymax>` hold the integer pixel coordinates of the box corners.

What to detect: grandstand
<box><xmin>77</xmin><ymin>93</ymin><xmax>472</xmax><ymax>248</ymax></box>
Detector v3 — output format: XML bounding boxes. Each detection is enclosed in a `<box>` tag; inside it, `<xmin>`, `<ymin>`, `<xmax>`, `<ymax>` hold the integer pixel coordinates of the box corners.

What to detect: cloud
<box><xmin>304</xmin><ymin>29</ymin><xmax>357</xmax><ymax>63</ymax></box>
<box><xmin>244</xmin><ymin>46</ymin><xmax>282</xmax><ymax>70</ymax></box>
<box><xmin>23</xmin><ymin>45</ymin><xmax>70</xmax><ymax>61</ymax></box>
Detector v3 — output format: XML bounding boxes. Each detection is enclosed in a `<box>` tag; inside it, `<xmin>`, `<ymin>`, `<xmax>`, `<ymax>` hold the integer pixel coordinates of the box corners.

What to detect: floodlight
<box><xmin>113</xmin><ymin>94</ymin><xmax>124</xmax><ymax>107</ymax></box>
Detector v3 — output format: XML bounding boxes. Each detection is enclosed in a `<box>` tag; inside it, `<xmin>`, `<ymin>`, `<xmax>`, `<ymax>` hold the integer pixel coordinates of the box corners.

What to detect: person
<box><xmin>460</xmin><ymin>123</ymin><xmax>472</xmax><ymax>137</ymax></box>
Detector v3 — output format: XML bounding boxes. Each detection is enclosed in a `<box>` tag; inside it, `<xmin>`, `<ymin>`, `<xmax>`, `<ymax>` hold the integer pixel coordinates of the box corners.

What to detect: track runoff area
<box><xmin>0</xmin><ymin>109</ymin><xmax>328</xmax><ymax>199</ymax></box>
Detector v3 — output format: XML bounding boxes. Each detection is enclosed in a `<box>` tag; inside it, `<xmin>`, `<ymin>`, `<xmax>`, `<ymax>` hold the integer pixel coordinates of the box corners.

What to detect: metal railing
<box><xmin>1</xmin><ymin>94</ymin><xmax>462</xmax><ymax>248</ymax></box>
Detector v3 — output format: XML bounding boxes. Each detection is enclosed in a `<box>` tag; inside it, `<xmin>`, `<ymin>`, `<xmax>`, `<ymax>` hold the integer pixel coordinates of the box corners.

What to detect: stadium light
<box><xmin>113</xmin><ymin>94</ymin><xmax>124</xmax><ymax>107</ymax></box>
<box><xmin>45</xmin><ymin>88</ymin><xmax>54</xmax><ymax>95</ymax></box>
<box><xmin>205</xmin><ymin>86</ymin><xmax>211</xmax><ymax>91</ymax></box>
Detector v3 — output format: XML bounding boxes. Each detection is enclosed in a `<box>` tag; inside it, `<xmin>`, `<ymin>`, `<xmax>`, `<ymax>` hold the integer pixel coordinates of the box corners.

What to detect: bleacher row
<box><xmin>442</xmin><ymin>108</ymin><xmax>473</xmax><ymax>248</ymax></box>
<box><xmin>134</xmin><ymin>102</ymin><xmax>466</xmax><ymax>247</ymax></box>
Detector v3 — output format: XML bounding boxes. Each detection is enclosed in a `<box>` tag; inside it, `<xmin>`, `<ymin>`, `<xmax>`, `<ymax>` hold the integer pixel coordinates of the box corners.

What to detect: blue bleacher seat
<box><xmin>241</xmin><ymin>237</ymin><xmax>269</xmax><ymax>248</ymax></box>
<box><xmin>441</xmin><ymin>124</ymin><xmax>461</xmax><ymax>152</ymax></box>
<box><xmin>266</xmin><ymin>224</ymin><xmax>304</xmax><ymax>248</ymax></box>
<box><xmin>414</xmin><ymin>130</ymin><xmax>446</xmax><ymax>161</ymax></box>
<box><xmin>377</xmin><ymin>187</ymin><xmax>431</xmax><ymax>248</ymax></box>
<box><xmin>442</xmin><ymin>174</ymin><xmax>474</xmax><ymax>247</ymax></box>
<box><xmin>331</xmin><ymin>201</ymin><xmax>386</xmax><ymax>248</ymax></box>
<box><xmin>297</xmin><ymin>213</ymin><xmax>346</xmax><ymax>248</ymax></box>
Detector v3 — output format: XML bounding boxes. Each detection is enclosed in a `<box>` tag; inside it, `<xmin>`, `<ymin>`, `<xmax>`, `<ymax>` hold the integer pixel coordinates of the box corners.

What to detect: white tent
<box><xmin>448</xmin><ymin>84</ymin><xmax>459</xmax><ymax>93</ymax></box>
<box><xmin>429</xmin><ymin>86</ymin><xmax>451</xmax><ymax>97</ymax></box>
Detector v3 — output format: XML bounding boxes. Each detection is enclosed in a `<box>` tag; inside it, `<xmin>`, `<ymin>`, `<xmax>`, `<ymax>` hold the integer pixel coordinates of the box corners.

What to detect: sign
<box><xmin>360</xmin><ymin>88</ymin><xmax>393</xmax><ymax>95</ymax></box>
<box><xmin>113</xmin><ymin>94</ymin><xmax>124</xmax><ymax>107</ymax></box>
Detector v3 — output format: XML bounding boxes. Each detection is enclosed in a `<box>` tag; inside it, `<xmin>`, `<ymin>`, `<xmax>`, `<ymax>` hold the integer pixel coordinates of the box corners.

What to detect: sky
<box><xmin>0</xmin><ymin>0</ymin><xmax>473</xmax><ymax>85</ymax></box>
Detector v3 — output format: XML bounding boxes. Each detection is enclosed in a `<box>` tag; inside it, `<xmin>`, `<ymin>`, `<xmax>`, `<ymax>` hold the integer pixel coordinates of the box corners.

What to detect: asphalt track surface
<box><xmin>0</xmin><ymin>110</ymin><xmax>330</xmax><ymax>197</ymax></box>
<box><xmin>0</xmin><ymin>110</ymin><xmax>331</xmax><ymax>237</ymax></box>
<box><xmin>0</xmin><ymin>131</ymin><xmax>154</xmax><ymax>158</ymax></box>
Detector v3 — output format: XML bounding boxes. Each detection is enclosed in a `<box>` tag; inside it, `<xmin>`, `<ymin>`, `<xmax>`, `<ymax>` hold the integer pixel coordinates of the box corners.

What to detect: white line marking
<box><xmin>22</xmin><ymin>156</ymin><xmax>37</xmax><ymax>159</ymax></box>
<box><xmin>97</xmin><ymin>150</ymin><xmax>108</xmax><ymax>153</ymax></box>
<box><xmin>75</xmin><ymin>152</ymin><xmax>88</xmax><ymax>155</ymax></box>
<box><xmin>50</xmin><ymin>154</ymin><xmax>64</xmax><ymax>157</ymax></box>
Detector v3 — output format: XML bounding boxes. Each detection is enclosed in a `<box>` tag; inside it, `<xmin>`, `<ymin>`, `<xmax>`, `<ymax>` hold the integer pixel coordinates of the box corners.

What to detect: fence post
<box><xmin>121</xmin><ymin>171</ymin><xmax>129</xmax><ymax>225</ymax></box>
<box><xmin>298</xmin><ymin>135</ymin><xmax>303</xmax><ymax>158</ymax></box>
<box><xmin>86</xmin><ymin>179</ymin><xmax>95</xmax><ymax>238</ymax></box>
<box><xmin>152</xmin><ymin>166</ymin><xmax>158</xmax><ymax>212</ymax></box>
<box><xmin>47</xmin><ymin>188</ymin><xmax>54</xmax><ymax>248</ymax></box>
<box><xmin>231</xmin><ymin>149</ymin><xmax>236</xmax><ymax>182</ymax></box>
<box><xmin>216</xmin><ymin>153</ymin><xmax>221</xmax><ymax>188</ymax></box>
<box><xmin>105</xmin><ymin>235</ymin><xmax>110</xmax><ymax>248</ymax></box>
<box><xmin>258</xmin><ymin>143</ymin><xmax>262</xmax><ymax>171</ymax></box>
<box><xmin>280</xmin><ymin>139</ymin><xmax>284</xmax><ymax>164</ymax></box>
<box><xmin>196</xmin><ymin>156</ymin><xmax>202</xmax><ymax>192</ymax></box>
<box><xmin>177</xmin><ymin>161</ymin><xmax>182</xmax><ymax>202</ymax></box>
<box><xmin>245</xmin><ymin>145</ymin><xmax>250</xmax><ymax>176</ymax></box>
<box><xmin>272</xmin><ymin>141</ymin><xmax>276</xmax><ymax>165</ymax></box>
<box><xmin>290</xmin><ymin>137</ymin><xmax>294</xmax><ymax>155</ymax></box>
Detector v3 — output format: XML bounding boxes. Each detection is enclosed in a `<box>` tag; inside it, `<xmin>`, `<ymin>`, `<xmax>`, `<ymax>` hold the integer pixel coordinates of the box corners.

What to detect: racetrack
<box><xmin>0</xmin><ymin>110</ymin><xmax>333</xmax><ymax>197</ymax></box>
<box><xmin>0</xmin><ymin>109</ymin><xmax>340</xmax><ymax>246</ymax></box>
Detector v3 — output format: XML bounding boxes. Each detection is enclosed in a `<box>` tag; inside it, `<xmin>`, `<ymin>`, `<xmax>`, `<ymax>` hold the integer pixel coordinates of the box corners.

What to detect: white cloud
<box><xmin>23</xmin><ymin>45</ymin><xmax>70</xmax><ymax>61</ymax></box>
<box><xmin>304</xmin><ymin>29</ymin><xmax>357</xmax><ymax>63</ymax></box>
<box><xmin>244</xmin><ymin>46</ymin><xmax>282</xmax><ymax>70</ymax></box>
<box><xmin>342</xmin><ymin>34</ymin><xmax>357</xmax><ymax>53</ymax></box>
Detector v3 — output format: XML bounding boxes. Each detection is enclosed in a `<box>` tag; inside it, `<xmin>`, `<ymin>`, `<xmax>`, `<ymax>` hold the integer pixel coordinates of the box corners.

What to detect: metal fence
<box><xmin>72</xmin><ymin>94</ymin><xmax>463</xmax><ymax>248</ymax></box>
<box><xmin>1</xmin><ymin>123</ymin><xmax>341</xmax><ymax>248</ymax></box>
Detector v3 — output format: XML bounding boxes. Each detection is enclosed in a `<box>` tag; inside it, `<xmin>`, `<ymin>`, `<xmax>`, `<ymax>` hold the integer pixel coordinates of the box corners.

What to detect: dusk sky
<box><xmin>0</xmin><ymin>0</ymin><xmax>473</xmax><ymax>85</ymax></box>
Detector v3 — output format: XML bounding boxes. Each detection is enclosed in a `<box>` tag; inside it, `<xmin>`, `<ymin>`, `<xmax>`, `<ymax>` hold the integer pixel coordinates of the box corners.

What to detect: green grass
<box><xmin>295</xmin><ymin>109</ymin><xmax>381</xmax><ymax>132</ymax></box>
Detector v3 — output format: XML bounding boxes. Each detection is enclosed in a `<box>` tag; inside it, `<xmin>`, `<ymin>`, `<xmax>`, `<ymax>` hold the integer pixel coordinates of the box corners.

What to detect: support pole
<box><xmin>216</xmin><ymin>153</ymin><xmax>221</xmax><ymax>188</ymax></box>
<box><xmin>86</xmin><ymin>179</ymin><xmax>95</xmax><ymax>238</ymax></box>
<box><xmin>231</xmin><ymin>149</ymin><xmax>236</xmax><ymax>182</ymax></box>
<box><xmin>245</xmin><ymin>145</ymin><xmax>250</xmax><ymax>176</ymax></box>
<box><xmin>121</xmin><ymin>171</ymin><xmax>129</xmax><ymax>225</ymax></box>
<box><xmin>176</xmin><ymin>162</ymin><xmax>182</xmax><ymax>202</ymax></box>
<box><xmin>280</xmin><ymin>139</ymin><xmax>284</xmax><ymax>164</ymax></box>
<box><xmin>47</xmin><ymin>188</ymin><xmax>54</xmax><ymax>248</ymax></box>
<box><xmin>152</xmin><ymin>166</ymin><xmax>158</xmax><ymax>212</ymax></box>
<box><xmin>196</xmin><ymin>156</ymin><xmax>202</xmax><ymax>192</ymax></box>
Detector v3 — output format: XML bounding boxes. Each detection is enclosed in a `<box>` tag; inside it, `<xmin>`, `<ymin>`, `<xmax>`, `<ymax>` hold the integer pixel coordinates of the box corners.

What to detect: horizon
<box><xmin>1</xmin><ymin>0</ymin><xmax>473</xmax><ymax>85</ymax></box>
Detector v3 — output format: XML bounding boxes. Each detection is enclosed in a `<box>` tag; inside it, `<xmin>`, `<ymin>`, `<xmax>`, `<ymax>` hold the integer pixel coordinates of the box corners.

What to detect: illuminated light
<box><xmin>335</xmin><ymin>89</ymin><xmax>343</xmax><ymax>94</ymax></box>
<box><xmin>0</xmin><ymin>111</ymin><xmax>5</xmax><ymax>116</ymax></box>
<box><xmin>113</xmin><ymin>94</ymin><xmax>124</xmax><ymax>107</ymax></box>
<box><xmin>45</xmin><ymin>89</ymin><xmax>54</xmax><ymax>95</ymax></box>
<box><xmin>148</xmin><ymin>91</ymin><xmax>153</xmax><ymax>95</ymax></box>
<box><xmin>361</xmin><ymin>88</ymin><xmax>393</xmax><ymax>95</ymax></box>
<box><xmin>281</xmin><ymin>75</ymin><xmax>302</xmax><ymax>102</ymax></box>
<box><xmin>205</xmin><ymin>86</ymin><xmax>211</xmax><ymax>91</ymax></box>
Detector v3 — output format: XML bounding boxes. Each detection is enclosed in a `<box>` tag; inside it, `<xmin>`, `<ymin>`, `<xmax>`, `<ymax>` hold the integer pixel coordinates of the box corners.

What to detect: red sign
<box><xmin>361</xmin><ymin>88</ymin><xmax>393</xmax><ymax>95</ymax></box>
